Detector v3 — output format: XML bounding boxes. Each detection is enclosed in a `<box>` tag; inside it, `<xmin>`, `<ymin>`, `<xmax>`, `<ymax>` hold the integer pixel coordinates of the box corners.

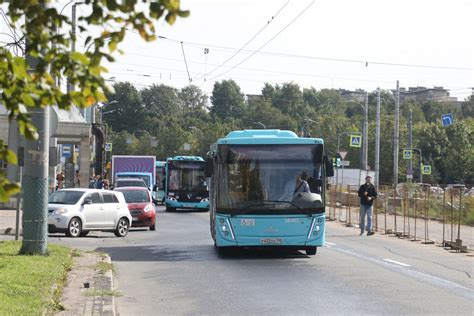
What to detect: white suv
<box><xmin>48</xmin><ymin>189</ymin><xmax>132</xmax><ymax>238</ymax></box>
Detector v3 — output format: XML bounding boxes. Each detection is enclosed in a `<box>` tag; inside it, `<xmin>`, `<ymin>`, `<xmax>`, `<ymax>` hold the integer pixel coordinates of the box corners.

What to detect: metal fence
<box><xmin>327</xmin><ymin>183</ymin><xmax>473</xmax><ymax>253</ymax></box>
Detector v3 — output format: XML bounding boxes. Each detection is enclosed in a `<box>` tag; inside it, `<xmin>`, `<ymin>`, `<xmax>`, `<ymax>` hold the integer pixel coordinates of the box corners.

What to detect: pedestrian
<box><xmin>95</xmin><ymin>175</ymin><xmax>104</xmax><ymax>189</ymax></box>
<box><xmin>74</xmin><ymin>170</ymin><xmax>80</xmax><ymax>188</ymax></box>
<box><xmin>358</xmin><ymin>175</ymin><xmax>377</xmax><ymax>236</ymax></box>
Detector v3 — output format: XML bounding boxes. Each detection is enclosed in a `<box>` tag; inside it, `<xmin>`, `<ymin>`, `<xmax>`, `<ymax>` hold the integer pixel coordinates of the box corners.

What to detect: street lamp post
<box><xmin>412</xmin><ymin>148</ymin><xmax>423</xmax><ymax>183</ymax></box>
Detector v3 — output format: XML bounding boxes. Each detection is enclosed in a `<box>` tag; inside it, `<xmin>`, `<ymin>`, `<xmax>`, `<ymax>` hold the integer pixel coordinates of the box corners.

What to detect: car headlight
<box><xmin>201</xmin><ymin>198</ymin><xmax>209</xmax><ymax>203</ymax></box>
<box><xmin>167</xmin><ymin>196</ymin><xmax>177</xmax><ymax>201</ymax></box>
<box><xmin>144</xmin><ymin>204</ymin><xmax>154</xmax><ymax>212</ymax></box>
<box><xmin>54</xmin><ymin>208</ymin><xmax>68</xmax><ymax>215</ymax></box>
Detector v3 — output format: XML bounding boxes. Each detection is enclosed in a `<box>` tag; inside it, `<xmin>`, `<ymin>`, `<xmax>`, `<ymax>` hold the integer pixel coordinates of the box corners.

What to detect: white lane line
<box><xmin>325</xmin><ymin>242</ymin><xmax>336</xmax><ymax>246</ymax></box>
<box><xmin>383</xmin><ymin>259</ymin><xmax>411</xmax><ymax>267</ymax></box>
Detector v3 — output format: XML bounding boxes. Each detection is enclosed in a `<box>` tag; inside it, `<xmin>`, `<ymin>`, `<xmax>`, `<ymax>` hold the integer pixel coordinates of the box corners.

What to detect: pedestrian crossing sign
<box><xmin>350</xmin><ymin>135</ymin><xmax>362</xmax><ymax>148</ymax></box>
<box><xmin>422</xmin><ymin>165</ymin><xmax>431</xmax><ymax>175</ymax></box>
<box><xmin>403</xmin><ymin>149</ymin><xmax>412</xmax><ymax>160</ymax></box>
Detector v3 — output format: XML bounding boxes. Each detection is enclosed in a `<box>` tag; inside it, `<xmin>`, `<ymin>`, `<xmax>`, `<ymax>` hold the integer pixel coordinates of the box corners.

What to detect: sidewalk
<box><xmin>328</xmin><ymin>205</ymin><xmax>474</xmax><ymax>251</ymax></box>
<box><xmin>0</xmin><ymin>210</ymin><xmax>116</xmax><ymax>315</ymax></box>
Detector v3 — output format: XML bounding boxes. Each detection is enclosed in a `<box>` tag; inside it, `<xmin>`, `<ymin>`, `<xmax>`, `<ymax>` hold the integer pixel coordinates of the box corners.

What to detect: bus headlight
<box><xmin>217</xmin><ymin>217</ymin><xmax>235</xmax><ymax>240</ymax></box>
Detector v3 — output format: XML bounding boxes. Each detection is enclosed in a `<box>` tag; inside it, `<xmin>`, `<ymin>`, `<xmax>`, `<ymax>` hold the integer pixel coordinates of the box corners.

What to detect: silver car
<box><xmin>48</xmin><ymin>189</ymin><xmax>132</xmax><ymax>237</ymax></box>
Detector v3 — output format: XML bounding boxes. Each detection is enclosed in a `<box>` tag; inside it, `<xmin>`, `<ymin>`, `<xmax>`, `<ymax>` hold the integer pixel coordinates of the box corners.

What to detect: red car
<box><xmin>114</xmin><ymin>187</ymin><xmax>156</xmax><ymax>231</ymax></box>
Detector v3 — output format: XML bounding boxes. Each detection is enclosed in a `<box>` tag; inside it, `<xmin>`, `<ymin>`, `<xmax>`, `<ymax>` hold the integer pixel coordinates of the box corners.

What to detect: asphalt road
<box><xmin>47</xmin><ymin>206</ymin><xmax>473</xmax><ymax>315</ymax></box>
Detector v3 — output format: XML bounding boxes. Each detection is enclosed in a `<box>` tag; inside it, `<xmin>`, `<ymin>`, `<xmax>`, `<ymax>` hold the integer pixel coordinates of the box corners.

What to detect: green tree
<box><xmin>210</xmin><ymin>80</ymin><xmax>245</xmax><ymax>121</ymax></box>
<box><xmin>178</xmin><ymin>85</ymin><xmax>208</xmax><ymax>111</ymax></box>
<box><xmin>104</xmin><ymin>82</ymin><xmax>145</xmax><ymax>133</ymax></box>
<box><xmin>0</xmin><ymin>0</ymin><xmax>188</xmax><ymax>201</ymax></box>
<box><xmin>461</xmin><ymin>96</ymin><xmax>474</xmax><ymax>118</ymax></box>
<box><xmin>141</xmin><ymin>84</ymin><xmax>180</xmax><ymax>119</ymax></box>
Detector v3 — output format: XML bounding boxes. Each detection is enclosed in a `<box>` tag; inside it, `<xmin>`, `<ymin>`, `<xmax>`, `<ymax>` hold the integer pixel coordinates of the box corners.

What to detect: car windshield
<box><xmin>48</xmin><ymin>191</ymin><xmax>84</xmax><ymax>205</ymax></box>
<box><xmin>120</xmin><ymin>190</ymin><xmax>150</xmax><ymax>203</ymax></box>
<box><xmin>116</xmin><ymin>180</ymin><xmax>147</xmax><ymax>188</ymax></box>
<box><xmin>217</xmin><ymin>144</ymin><xmax>325</xmax><ymax>214</ymax></box>
<box><xmin>117</xmin><ymin>174</ymin><xmax>151</xmax><ymax>187</ymax></box>
<box><xmin>168</xmin><ymin>161</ymin><xmax>207</xmax><ymax>191</ymax></box>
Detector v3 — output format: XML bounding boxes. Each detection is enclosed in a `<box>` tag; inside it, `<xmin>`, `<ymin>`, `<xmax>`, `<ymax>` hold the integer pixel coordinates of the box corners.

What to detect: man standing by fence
<box><xmin>358</xmin><ymin>176</ymin><xmax>377</xmax><ymax>236</ymax></box>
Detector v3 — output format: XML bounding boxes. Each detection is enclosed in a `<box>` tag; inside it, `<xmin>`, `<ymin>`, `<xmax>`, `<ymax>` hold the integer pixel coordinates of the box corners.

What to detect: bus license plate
<box><xmin>260</xmin><ymin>238</ymin><xmax>282</xmax><ymax>244</ymax></box>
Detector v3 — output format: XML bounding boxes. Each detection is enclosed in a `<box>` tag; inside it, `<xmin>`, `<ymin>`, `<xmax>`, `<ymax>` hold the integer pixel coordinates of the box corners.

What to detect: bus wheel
<box><xmin>306</xmin><ymin>247</ymin><xmax>317</xmax><ymax>256</ymax></box>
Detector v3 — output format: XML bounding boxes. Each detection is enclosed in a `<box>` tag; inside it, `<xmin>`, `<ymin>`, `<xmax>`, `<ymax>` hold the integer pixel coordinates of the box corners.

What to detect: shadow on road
<box><xmin>96</xmin><ymin>245</ymin><xmax>310</xmax><ymax>262</ymax></box>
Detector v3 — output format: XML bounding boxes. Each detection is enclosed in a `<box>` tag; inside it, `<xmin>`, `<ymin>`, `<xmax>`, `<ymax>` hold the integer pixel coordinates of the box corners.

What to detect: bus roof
<box><xmin>167</xmin><ymin>156</ymin><xmax>205</xmax><ymax>162</ymax></box>
<box><xmin>155</xmin><ymin>161</ymin><xmax>166</xmax><ymax>167</ymax></box>
<box><xmin>216</xmin><ymin>129</ymin><xmax>324</xmax><ymax>145</ymax></box>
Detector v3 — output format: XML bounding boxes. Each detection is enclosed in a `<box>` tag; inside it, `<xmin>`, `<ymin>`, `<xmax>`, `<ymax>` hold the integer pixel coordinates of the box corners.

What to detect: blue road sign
<box><xmin>104</xmin><ymin>143</ymin><xmax>112</xmax><ymax>152</ymax></box>
<box><xmin>350</xmin><ymin>135</ymin><xmax>362</xmax><ymax>148</ymax></box>
<box><xmin>403</xmin><ymin>149</ymin><xmax>412</xmax><ymax>160</ymax></box>
<box><xmin>441</xmin><ymin>113</ymin><xmax>453</xmax><ymax>127</ymax></box>
<box><xmin>422</xmin><ymin>165</ymin><xmax>432</xmax><ymax>175</ymax></box>
<box><xmin>62</xmin><ymin>145</ymin><xmax>71</xmax><ymax>158</ymax></box>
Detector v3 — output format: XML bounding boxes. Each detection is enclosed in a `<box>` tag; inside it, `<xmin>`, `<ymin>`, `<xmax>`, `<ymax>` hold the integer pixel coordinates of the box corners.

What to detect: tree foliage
<box><xmin>98</xmin><ymin>78</ymin><xmax>474</xmax><ymax>187</ymax></box>
<box><xmin>0</xmin><ymin>0</ymin><xmax>188</xmax><ymax>200</ymax></box>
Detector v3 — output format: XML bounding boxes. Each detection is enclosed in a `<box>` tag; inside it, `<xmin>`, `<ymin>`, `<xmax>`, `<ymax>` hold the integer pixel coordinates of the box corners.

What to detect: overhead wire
<box><xmin>194</xmin><ymin>0</ymin><xmax>290</xmax><ymax>82</ymax></box>
<box><xmin>207</xmin><ymin>0</ymin><xmax>316</xmax><ymax>82</ymax></box>
<box><xmin>158</xmin><ymin>36</ymin><xmax>472</xmax><ymax>72</ymax></box>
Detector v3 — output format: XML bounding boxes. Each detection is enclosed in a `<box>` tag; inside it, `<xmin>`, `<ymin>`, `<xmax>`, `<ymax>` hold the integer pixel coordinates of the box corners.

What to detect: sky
<box><xmin>2</xmin><ymin>0</ymin><xmax>474</xmax><ymax>100</ymax></box>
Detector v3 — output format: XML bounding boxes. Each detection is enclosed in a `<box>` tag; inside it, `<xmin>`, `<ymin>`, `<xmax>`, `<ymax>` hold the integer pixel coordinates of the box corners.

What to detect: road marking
<box><xmin>383</xmin><ymin>259</ymin><xmax>411</xmax><ymax>267</ymax></box>
<box><xmin>325</xmin><ymin>242</ymin><xmax>336</xmax><ymax>246</ymax></box>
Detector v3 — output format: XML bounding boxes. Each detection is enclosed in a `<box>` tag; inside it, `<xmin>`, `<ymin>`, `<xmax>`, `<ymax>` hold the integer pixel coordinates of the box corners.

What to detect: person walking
<box><xmin>358</xmin><ymin>175</ymin><xmax>377</xmax><ymax>236</ymax></box>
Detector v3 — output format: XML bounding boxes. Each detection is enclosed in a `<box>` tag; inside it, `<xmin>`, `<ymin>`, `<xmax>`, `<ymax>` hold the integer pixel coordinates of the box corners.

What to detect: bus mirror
<box><xmin>324</xmin><ymin>156</ymin><xmax>334</xmax><ymax>177</ymax></box>
<box><xmin>205</xmin><ymin>159</ymin><xmax>214</xmax><ymax>177</ymax></box>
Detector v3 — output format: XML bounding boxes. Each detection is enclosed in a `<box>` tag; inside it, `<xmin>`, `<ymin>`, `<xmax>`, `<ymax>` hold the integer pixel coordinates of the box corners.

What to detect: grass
<box><xmin>0</xmin><ymin>241</ymin><xmax>73</xmax><ymax>315</ymax></box>
<box><xmin>96</xmin><ymin>261</ymin><xmax>115</xmax><ymax>275</ymax></box>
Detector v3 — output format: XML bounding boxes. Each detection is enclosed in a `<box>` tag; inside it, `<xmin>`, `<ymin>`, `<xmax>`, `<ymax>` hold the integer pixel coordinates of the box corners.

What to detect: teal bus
<box><xmin>164</xmin><ymin>156</ymin><xmax>209</xmax><ymax>212</ymax></box>
<box><xmin>206</xmin><ymin>130</ymin><xmax>334</xmax><ymax>255</ymax></box>
<box><xmin>153</xmin><ymin>161</ymin><xmax>166</xmax><ymax>204</ymax></box>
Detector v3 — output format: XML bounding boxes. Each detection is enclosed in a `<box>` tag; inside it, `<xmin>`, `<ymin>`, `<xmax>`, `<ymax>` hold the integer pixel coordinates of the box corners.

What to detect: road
<box><xmin>47</xmin><ymin>206</ymin><xmax>473</xmax><ymax>315</ymax></box>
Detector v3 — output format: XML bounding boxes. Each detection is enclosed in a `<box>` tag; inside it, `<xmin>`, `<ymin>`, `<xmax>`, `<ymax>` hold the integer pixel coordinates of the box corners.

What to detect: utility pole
<box><xmin>21</xmin><ymin>18</ymin><xmax>49</xmax><ymax>254</ymax></box>
<box><xmin>393</xmin><ymin>81</ymin><xmax>400</xmax><ymax>188</ymax></box>
<box><xmin>408</xmin><ymin>109</ymin><xmax>413</xmax><ymax>182</ymax></box>
<box><xmin>363</xmin><ymin>91</ymin><xmax>369</xmax><ymax>174</ymax></box>
<box><xmin>375</xmin><ymin>88</ymin><xmax>381</xmax><ymax>189</ymax></box>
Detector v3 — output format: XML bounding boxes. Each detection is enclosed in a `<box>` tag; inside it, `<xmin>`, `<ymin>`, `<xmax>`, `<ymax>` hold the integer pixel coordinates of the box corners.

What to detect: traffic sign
<box><xmin>350</xmin><ymin>135</ymin><xmax>362</xmax><ymax>148</ymax></box>
<box><xmin>105</xmin><ymin>143</ymin><xmax>112</xmax><ymax>152</ymax></box>
<box><xmin>422</xmin><ymin>165</ymin><xmax>432</xmax><ymax>175</ymax></box>
<box><xmin>403</xmin><ymin>149</ymin><xmax>412</xmax><ymax>160</ymax></box>
<box><xmin>339</xmin><ymin>151</ymin><xmax>348</xmax><ymax>160</ymax></box>
<box><xmin>340</xmin><ymin>160</ymin><xmax>350</xmax><ymax>167</ymax></box>
<box><xmin>62</xmin><ymin>144</ymin><xmax>71</xmax><ymax>158</ymax></box>
<box><xmin>441</xmin><ymin>113</ymin><xmax>453</xmax><ymax>127</ymax></box>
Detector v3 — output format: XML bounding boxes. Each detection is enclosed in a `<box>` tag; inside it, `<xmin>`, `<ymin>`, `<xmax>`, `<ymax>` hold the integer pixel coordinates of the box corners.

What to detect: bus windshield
<box><xmin>168</xmin><ymin>161</ymin><xmax>207</xmax><ymax>191</ymax></box>
<box><xmin>217</xmin><ymin>144</ymin><xmax>325</xmax><ymax>215</ymax></box>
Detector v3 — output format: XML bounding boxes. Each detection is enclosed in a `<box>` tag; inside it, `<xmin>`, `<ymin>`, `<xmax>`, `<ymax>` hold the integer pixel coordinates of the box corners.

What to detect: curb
<box><xmin>57</xmin><ymin>252</ymin><xmax>116</xmax><ymax>316</ymax></box>
<box><xmin>88</xmin><ymin>254</ymin><xmax>116</xmax><ymax>316</ymax></box>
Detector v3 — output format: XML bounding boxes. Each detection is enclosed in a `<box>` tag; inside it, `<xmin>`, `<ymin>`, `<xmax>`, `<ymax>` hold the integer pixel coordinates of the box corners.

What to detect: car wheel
<box><xmin>306</xmin><ymin>246</ymin><xmax>317</xmax><ymax>256</ymax></box>
<box><xmin>66</xmin><ymin>217</ymin><xmax>82</xmax><ymax>238</ymax></box>
<box><xmin>114</xmin><ymin>217</ymin><xmax>130</xmax><ymax>237</ymax></box>
<box><xmin>79</xmin><ymin>230</ymin><xmax>89</xmax><ymax>237</ymax></box>
<box><xmin>150</xmin><ymin>224</ymin><xmax>156</xmax><ymax>231</ymax></box>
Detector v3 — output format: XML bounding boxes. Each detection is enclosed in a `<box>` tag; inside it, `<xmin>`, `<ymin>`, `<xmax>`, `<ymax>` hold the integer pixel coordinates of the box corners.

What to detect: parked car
<box><xmin>114</xmin><ymin>178</ymin><xmax>148</xmax><ymax>189</ymax></box>
<box><xmin>114</xmin><ymin>187</ymin><xmax>156</xmax><ymax>231</ymax></box>
<box><xmin>48</xmin><ymin>189</ymin><xmax>132</xmax><ymax>238</ymax></box>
